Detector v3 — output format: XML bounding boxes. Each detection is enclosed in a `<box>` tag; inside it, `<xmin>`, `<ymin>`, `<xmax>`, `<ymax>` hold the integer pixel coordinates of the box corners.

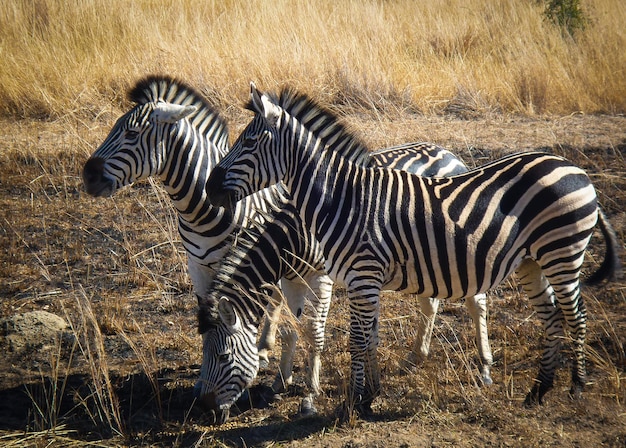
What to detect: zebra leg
<box><xmin>516</xmin><ymin>260</ymin><xmax>564</xmax><ymax>405</ymax></box>
<box><xmin>406</xmin><ymin>297</ymin><xmax>439</xmax><ymax>367</ymax></box>
<box><xmin>258</xmin><ymin>294</ymin><xmax>282</xmax><ymax>369</ymax></box>
<box><xmin>464</xmin><ymin>293</ymin><xmax>493</xmax><ymax>386</ymax></box>
<box><xmin>549</xmin><ymin>276</ymin><xmax>587</xmax><ymax>401</ymax></box>
<box><xmin>300</xmin><ymin>272</ymin><xmax>333</xmax><ymax>416</ymax></box>
<box><xmin>270</xmin><ymin>279</ymin><xmax>305</xmax><ymax>394</ymax></box>
<box><xmin>343</xmin><ymin>285</ymin><xmax>382</xmax><ymax>419</ymax></box>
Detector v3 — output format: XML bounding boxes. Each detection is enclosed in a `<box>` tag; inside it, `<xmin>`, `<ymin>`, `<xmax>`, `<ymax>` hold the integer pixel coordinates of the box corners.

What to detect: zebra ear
<box><xmin>250</xmin><ymin>82</ymin><xmax>280</xmax><ymax>127</ymax></box>
<box><xmin>217</xmin><ymin>297</ymin><xmax>240</xmax><ymax>332</ymax></box>
<box><xmin>152</xmin><ymin>103</ymin><xmax>197</xmax><ymax>124</ymax></box>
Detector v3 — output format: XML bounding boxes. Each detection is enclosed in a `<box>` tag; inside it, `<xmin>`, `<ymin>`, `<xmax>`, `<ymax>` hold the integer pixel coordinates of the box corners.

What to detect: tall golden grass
<box><xmin>1</xmin><ymin>0</ymin><xmax>624</xmax><ymax>119</ymax></box>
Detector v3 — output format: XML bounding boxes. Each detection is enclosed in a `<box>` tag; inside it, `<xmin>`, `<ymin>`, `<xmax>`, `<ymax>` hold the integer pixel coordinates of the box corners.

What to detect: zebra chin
<box><xmin>84</xmin><ymin>182</ymin><xmax>115</xmax><ymax>198</ymax></box>
<box><xmin>205</xmin><ymin>166</ymin><xmax>238</xmax><ymax>210</ymax></box>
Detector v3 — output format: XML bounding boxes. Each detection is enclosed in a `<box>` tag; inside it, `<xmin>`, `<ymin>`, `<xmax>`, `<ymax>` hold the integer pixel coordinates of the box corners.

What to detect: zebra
<box><xmin>80</xmin><ymin>75</ymin><xmax>490</xmax><ymax>416</ymax></box>
<box><xmin>195</xmin><ymin>142</ymin><xmax>493</xmax><ymax>422</ymax></box>
<box><xmin>81</xmin><ymin>75</ymin><xmax>334</xmax><ymax>399</ymax></box>
<box><xmin>205</xmin><ymin>83</ymin><xmax>622</xmax><ymax>418</ymax></box>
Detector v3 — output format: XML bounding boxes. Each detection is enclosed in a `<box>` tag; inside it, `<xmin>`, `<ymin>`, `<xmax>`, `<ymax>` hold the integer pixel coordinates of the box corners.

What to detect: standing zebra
<box><xmin>82</xmin><ymin>75</ymin><xmax>333</xmax><ymax>397</ymax></box>
<box><xmin>206</xmin><ymin>84</ymin><xmax>621</xmax><ymax>418</ymax></box>
<box><xmin>81</xmin><ymin>76</ymin><xmax>491</xmax><ymax>414</ymax></box>
<box><xmin>195</xmin><ymin>142</ymin><xmax>493</xmax><ymax>422</ymax></box>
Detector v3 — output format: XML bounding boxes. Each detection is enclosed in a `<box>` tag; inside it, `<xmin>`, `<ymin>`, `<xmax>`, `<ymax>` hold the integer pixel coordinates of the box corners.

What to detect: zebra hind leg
<box><xmin>516</xmin><ymin>260</ymin><xmax>564</xmax><ymax>405</ymax></box>
<box><xmin>549</xmin><ymin>274</ymin><xmax>587</xmax><ymax>401</ymax></box>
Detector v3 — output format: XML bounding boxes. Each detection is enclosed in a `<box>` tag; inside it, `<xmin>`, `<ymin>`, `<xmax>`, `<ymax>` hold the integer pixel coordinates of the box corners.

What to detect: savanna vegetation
<box><xmin>0</xmin><ymin>1</ymin><xmax>624</xmax><ymax>446</ymax></box>
<box><xmin>1</xmin><ymin>0</ymin><xmax>625</xmax><ymax>119</ymax></box>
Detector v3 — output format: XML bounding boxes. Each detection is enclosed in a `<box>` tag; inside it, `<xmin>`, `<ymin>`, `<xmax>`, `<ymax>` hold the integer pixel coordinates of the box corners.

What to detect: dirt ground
<box><xmin>0</xmin><ymin>112</ymin><xmax>624</xmax><ymax>447</ymax></box>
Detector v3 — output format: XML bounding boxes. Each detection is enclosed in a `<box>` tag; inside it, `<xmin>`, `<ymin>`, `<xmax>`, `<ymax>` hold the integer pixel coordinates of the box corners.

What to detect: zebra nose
<box><xmin>195</xmin><ymin>390</ymin><xmax>230</xmax><ymax>424</ymax></box>
<box><xmin>195</xmin><ymin>388</ymin><xmax>219</xmax><ymax>411</ymax></box>
<box><xmin>205</xmin><ymin>166</ymin><xmax>230</xmax><ymax>207</ymax></box>
<box><xmin>82</xmin><ymin>157</ymin><xmax>106</xmax><ymax>194</ymax></box>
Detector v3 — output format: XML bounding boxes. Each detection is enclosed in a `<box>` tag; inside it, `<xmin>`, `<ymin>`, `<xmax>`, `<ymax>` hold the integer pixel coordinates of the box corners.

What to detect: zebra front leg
<box><xmin>258</xmin><ymin>295</ymin><xmax>282</xmax><ymax>369</ymax></box>
<box><xmin>342</xmin><ymin>288</ymin><xmax>382</xmax><ymax>420</ymax></box>
<box><xmin>465</xmin><ymin>293</ymin><xmax>493</xmax><ymax>386</ymax></box>
<box><xmin>272</xmin><ymin>327</ymin><xmax>297</xmax><ymax>393</ymax></box>
<box><xmin>300</xmin><ymin>272</ymin><xmax>332</xmax><ymax>416</ymax></box>
<box><xmin>270</xmin><ymin>279</ymin><xmax>306</xmax><ymax>394</ymax></box>
<box><xmin>405</xmin><ymin>297</ymin><xmax>439</xmax><ymax>369</ymax></box>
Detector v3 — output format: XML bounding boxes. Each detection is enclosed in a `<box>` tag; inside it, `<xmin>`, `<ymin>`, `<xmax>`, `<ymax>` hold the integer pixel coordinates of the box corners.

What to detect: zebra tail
<box><xmin>585</xmin><ymin>207</ymin><xmax>624</xmax><ymax>285</ymax></box>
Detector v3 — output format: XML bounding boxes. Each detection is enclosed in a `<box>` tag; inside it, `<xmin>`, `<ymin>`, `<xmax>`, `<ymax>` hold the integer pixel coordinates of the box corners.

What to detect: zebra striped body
<box><xmin>206</xmin><ymin>84</ymin><xmax>621</xmax><ymax>417</ymax></box>
<box><xmin>196</xmin><ymin>142</ymin><xmax>493</xmax><ymax>421</ymax></box>
<box><xmin>81</xmin><ymin>76</ymin><xmax>491</xmax><ymax>421</ymax></box>
<box><xmin>81</xmin><ymin>76</ymin><xmax>334</xmax><ymax>403</ymax></box>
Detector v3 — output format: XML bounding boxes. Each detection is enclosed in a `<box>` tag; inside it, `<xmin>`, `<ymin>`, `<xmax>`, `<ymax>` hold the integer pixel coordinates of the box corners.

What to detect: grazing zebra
<box><xmin>80</xmin><ymin>75</ymin><xmax>490</xmax><ymax>417</ymax></box>
<box><xmin>195</xmin><ymin>142</ymin><xmax>493</xmax><ymax>422</ymax></box>
<box><xmin>81</xmin><ymin>75</ymin><xmax>334</xmax><ymax>398</ymax></box>
<box><xmin>206</xmin><ymin>84</ymin><xmax>622</xmax><ymax>418</ymax></box>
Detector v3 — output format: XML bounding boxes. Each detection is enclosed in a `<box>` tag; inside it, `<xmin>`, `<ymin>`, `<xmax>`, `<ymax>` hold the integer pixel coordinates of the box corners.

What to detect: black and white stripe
<box><xmin>196</xmin><ymin>141</ymin><xmax>494</xmax><ymax>420</ymax></box>
<box><xmin>81</xmin><ymin>76</ymin><xmax>334</xmax><ymax>399</ymax></box>
<box><xmin>206</xmin><ymin>84</ymin><xmax>621</xmax><ymax>416</ymax></box>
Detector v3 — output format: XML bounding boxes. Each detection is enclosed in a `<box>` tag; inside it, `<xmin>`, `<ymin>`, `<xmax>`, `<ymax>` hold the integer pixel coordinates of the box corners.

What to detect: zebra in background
<box><xmin>82</xmin><ymin>75</ymin><xmax>333</xmax><ymax>397</ymax></box>
<box><xmin>206</xmin><ymin>83</ymin><xmax>622</xmax><ymax>418</ymax></box>
<box><xmin>195</xmin><ymin>142</ymin><xmax>493</xmax><ymax>423</ymax></box>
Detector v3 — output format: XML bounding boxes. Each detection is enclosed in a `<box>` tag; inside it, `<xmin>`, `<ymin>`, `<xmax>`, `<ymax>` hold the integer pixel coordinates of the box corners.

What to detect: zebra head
<box><xmin>83</xmin><ymin>75</ymin><xmax>230</xmax><ymax>198</ymax></box>
<box><xmin>194</xmin><ymin>295</ymin><xmax>259</xmax><ymax>423</ymax></box>
<box><xmin>206</xmin><ymin>82</ymin><xmax>284</xmax><ymax>210</ymax></box>
<box><xmin>83</xmin><ymin>100</ymin><xmax>197</xmax><ymax>197</ymax></box>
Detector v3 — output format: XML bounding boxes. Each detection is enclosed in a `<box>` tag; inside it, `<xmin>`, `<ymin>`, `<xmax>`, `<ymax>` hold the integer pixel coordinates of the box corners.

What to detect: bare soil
<box><xmin>0</xmin><ymin>113</ymin><xmax>624</xmax><ymax>447</ymax></box>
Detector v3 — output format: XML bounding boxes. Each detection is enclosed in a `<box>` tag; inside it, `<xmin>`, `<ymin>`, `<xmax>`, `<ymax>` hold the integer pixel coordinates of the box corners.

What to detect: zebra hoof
<box><xmin>299</xmin><ymin>396</ymin><xmax>317</xmax><ymax>416</ymax></box>
<box><xmin>523</xmin><ymin>382</ymin><xmax>551</xmax><ymax>407</ymax></box>
<box><xmin>333</xmin><ymin>402</ymin><xmax>353</xmax><ymax>424</ymax></box>
<box><xmin>569</xmin><ymin>382</ymin><xmax>584</xmax><ymax>401</ymax></box>
<box><xmin>481</xmin><ymin>370</ymin><xmax>493</xmax><ymax>387</ymax></box>
<box><xmin>333</xmin><ymin>399</ymin><xmax>374</xmax><ymax>423</ymax></box>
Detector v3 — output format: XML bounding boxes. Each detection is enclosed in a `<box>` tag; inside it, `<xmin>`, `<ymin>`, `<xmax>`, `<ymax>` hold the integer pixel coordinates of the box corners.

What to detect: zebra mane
<box><xmin>197</xmin><ymin>294</ymin><xmax>220</xmax><ymax>334</ymax></box>
<box><xmin>196</xmin><ymin>221</ymin><xmax>270</xmax><ymax>335</ymax></box>
<box><xmin>128</xmin><ymin>75</ymin><xmax>229</xmax><ymax>145</ymax></box>
<box><xmin>247</xmin><ymin>88</ymin><xmax>372</xmax><ymax>164</ymax></box>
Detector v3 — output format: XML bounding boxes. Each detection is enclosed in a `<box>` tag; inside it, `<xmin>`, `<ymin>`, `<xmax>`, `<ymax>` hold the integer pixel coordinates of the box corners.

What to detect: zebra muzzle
<box><xmin>82</xmin><ymin>157</ymin><xmax>113</xmax><ymax>197</ymax></box>
<box><xmin>205</xmin><ymin>166</ymin><xmax>237</xmax><ymax>209</ymax></box>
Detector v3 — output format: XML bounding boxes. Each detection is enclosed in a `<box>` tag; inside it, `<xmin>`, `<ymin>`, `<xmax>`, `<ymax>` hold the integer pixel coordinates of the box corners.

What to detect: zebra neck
<box><xmin>159</xmin><ymin>125</ymin><xmax>226</xmax><ymax>217</ymax></box>
<box><xmin>288</xmin><ymin>147</ymin><xmax>366</xmax><ymax>246</ymax></box>
<box><xmin>157</xmin><ymin>124</ymin><xmax>244</xmax><ymax>265</ymax></box>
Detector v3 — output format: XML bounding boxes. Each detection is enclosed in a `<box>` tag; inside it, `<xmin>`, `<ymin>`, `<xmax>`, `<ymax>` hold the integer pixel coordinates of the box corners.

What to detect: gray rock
<box><xmin>1</xmin><ymin>310</ymin><xmax>71</xmax><ymax>354</ymax></box>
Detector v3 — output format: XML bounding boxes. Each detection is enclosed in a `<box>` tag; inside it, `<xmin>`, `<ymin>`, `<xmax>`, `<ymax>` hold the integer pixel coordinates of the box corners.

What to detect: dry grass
<box><xmin>0</xmin><ymin>0</ymin><xmax>625</xmax><ymax>120</ymax></box>
<box><xmin>0</xmin><ymin>1</ymin><xmax>625</xmax><ymax>445</ymax></box>
<box><xmin>0</xmin><ymin>111</ymin><xmax>624</xmax><ymax>446</ymax></box>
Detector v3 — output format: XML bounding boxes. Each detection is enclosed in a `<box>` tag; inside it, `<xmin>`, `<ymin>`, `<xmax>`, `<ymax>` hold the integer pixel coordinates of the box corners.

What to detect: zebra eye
<box><xmin>125</xmin><ymin>130</ymin><xmax>140</xmax><ymax>140</ymax></box>
<box><xmin>217</xmin><ymin>352</ymin><xmax>230</xmax><ymax>363</ymax></box>
<box><xmin>242</xmin><ymin>137</ymin><xmax>256</xmax><ymax>147</ymax></box>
